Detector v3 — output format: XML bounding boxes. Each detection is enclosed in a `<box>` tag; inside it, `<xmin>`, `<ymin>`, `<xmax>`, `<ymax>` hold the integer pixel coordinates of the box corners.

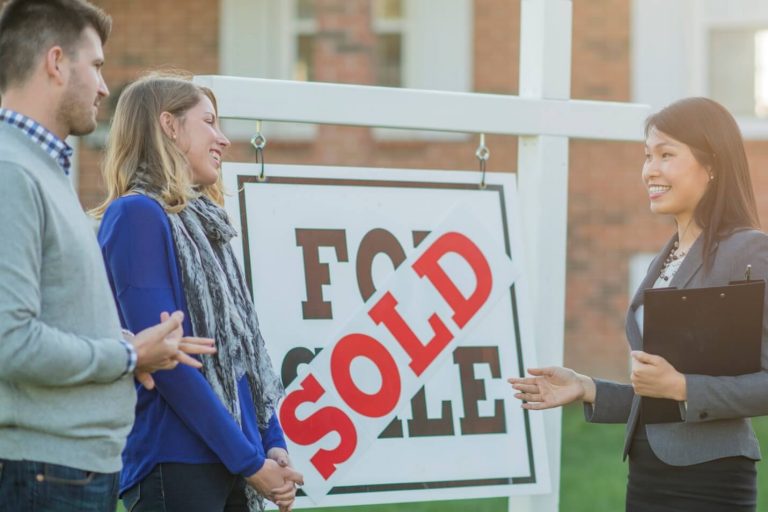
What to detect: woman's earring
<box><xmin>709</xmin><ymin>174</ymin><xmax>715</xmax><ymax>181</ymax></box>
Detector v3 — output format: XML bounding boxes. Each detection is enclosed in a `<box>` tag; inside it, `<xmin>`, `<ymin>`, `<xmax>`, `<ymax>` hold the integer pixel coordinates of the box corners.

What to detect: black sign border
<box><xmin>236</xmin><ymin>173</ymin><xmax>536</xmax><ymax>494</ymax></box>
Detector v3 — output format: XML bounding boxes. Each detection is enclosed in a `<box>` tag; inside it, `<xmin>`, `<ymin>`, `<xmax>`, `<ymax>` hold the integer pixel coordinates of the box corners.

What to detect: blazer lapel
<box><xmin>625</xmin><ymin>235</ymin><xmax>677</xmax><ymax>350</ymax></box>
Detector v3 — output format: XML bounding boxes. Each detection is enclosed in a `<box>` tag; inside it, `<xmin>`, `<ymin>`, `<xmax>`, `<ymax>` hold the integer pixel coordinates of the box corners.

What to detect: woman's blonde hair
<box><xmin>91</xmin><ymin>72</ymin><xmax>224</xmax><ymax>218</ymax></box>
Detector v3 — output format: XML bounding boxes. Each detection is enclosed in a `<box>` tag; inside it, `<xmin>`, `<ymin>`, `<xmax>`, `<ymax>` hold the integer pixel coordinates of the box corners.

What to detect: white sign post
<box><xmin>198</xmin><ymin>2</ymin><xmax>650</xmax><ymax>509</ymax></box>
<box><xmin>516</xmin><ymin>2</ymin><xmax>573</xmax><ymax>510</ymax></box>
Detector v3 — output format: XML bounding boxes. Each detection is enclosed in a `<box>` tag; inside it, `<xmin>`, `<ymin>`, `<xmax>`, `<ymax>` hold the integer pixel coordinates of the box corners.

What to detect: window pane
<box><xmin>295</xmin><ymin>34</ymin><xmax>315</xmax><ymax>81</ymax></box>
<box><xmin>374</xmin><ymin>0</ymin><xmax>402</xmax><ymax>20</ymax></box>
<box><xmin>376</xmin><ymin>33</ymin><xmax>402</xmax><ymax>87</ymax></box>
<box><xmin>297</xmin><ymin>0</ymin><xmax>315</xmax><ymax>20</ymax></box>
<box><xmin>709</xmin><ymin>28</ymin><xmax>756</xmax><ymax>117</ymax></box>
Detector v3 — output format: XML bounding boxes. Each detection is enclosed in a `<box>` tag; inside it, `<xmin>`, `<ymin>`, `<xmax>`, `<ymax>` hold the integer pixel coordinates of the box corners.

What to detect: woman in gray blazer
<box><xmin>509</xmin><ymin>97</ymin><xmax>768</xmax><ymax>512</ymax></box>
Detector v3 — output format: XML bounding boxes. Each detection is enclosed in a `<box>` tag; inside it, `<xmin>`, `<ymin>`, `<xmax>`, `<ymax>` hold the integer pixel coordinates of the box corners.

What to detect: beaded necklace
<box><xmin>658</xmin><ymin>221</ymin><xmax>696</xmax><ymax>282</ymax></box>
<box><xmin>658</xmin><ymin>242</ymin><xmax>687</xmax><ymax>282</ymax></box>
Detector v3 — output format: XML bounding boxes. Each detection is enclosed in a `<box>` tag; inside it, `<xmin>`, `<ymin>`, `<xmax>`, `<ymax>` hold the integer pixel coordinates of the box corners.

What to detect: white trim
<box><xmin>698</xmin><ymin>5</ymin><xmax>768</xmax><ymax>138</ymax></box>
<box><xmin>373</xmin><ymin>18</ymin><xmax>404</xmax><ymax>33</ymax></box>
<box><xmin>630</xmin><ymin>0</ymin><xmax>692</xmax><ymax>112</ymax></box>
<box><xmin>734</xmin><ymin>117</ymin><xmax>768</xmax><ymax>139</ymax></box>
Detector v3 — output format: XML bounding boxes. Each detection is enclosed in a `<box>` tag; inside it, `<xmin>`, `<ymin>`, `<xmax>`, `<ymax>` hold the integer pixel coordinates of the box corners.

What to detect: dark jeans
<box><xmin>122</xmin><ymin>462</ymin><xmax>248</xmax><ymax>512</ymax></box>
<box><xmin>0</xmin><ymin>458</ymin><xmax>119</xmax><ymax>512</ymax></box>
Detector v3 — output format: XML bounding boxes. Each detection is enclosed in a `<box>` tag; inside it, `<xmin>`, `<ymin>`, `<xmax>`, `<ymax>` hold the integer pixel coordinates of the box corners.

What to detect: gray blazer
<box><xmin>584</xmin><ymin>228</ymin><xmax>768</xmax><ymax>465</ymax></box>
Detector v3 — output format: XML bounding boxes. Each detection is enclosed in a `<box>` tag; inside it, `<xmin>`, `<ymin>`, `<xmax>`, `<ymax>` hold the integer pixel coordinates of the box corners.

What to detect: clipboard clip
<box><xmin>745</xmin><ymin>264</ymin><xmax>752</xmax><ymax>282</ymax></box>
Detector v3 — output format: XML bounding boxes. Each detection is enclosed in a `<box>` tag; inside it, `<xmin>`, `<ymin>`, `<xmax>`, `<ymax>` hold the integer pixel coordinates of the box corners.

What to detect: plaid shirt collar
<box><xmin>0</xmin><ymin>108</ymin><xmax>73</xmax><ymax>176</ymax></box>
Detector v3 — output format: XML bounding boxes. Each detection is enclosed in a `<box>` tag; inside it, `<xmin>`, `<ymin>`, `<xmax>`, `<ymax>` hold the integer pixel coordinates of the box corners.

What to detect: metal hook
<box><xmin>476</xmin><ymin>133</ymin><xmax>490</xmax><ymax>189</ymax></box>
<box><xmin>250</xmin><ymin>120</ymin><xmax>267</xmax><ymax>182</ymax></box>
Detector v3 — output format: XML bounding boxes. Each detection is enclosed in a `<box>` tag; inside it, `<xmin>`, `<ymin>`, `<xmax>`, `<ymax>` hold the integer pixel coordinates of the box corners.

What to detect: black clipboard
<box><xmin>641</xmin><ymin>278</ymin><xmax>764</xmax><ymax>424</ymax></box>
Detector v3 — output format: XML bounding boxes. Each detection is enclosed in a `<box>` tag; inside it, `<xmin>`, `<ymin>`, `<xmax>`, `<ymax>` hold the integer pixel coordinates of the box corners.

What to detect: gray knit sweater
<box><xmin>0</xmin><ymin>123</ymin><xmax>135</xmax><ymax>473</ymax></box>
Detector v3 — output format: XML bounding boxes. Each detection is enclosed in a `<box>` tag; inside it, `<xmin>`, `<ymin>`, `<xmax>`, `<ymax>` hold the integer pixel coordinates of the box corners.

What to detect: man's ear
<box><xmin>44</xmin><ymin>46</ymin><xmax>67</xmax><ymax>85</ymax></box>
<box><xmin>159</xmin><ymin>111</ymin><xmax>178</xmax><ymax>140</ymax></box>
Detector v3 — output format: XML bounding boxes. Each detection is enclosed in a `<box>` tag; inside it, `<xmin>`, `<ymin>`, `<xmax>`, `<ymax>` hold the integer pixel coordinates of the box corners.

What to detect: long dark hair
<box><xmin>645</xmin><ymin>97</ymin><xmax>759</xmax><ymax>267</ymax></box>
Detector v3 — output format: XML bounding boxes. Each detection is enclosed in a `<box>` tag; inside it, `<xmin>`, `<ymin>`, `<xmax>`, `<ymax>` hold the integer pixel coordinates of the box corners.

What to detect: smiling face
<box><xmin>174</xmin><ymin>94</ymin><xmax>230</xmax><ymax>186</ymax></box>
<box><xmin>642</xmin><ymin>127</ymin><xmax>712</xmax><ymax>227</ymax></box>
<box><xmin>57</xmin><ymin>26</ymin><xmax>109</xmax><ymax>136</ymax></box>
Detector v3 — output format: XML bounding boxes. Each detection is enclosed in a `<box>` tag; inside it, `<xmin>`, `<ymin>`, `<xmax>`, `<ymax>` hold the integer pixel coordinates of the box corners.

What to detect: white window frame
<box><xmin>371</xmin><ymin>2</ymin><xmax>406</xmax><ymax>88</ymax></box>
<box><xmin>220</xmin><ymin>0</ymin><xmax>315</xmax><ymax>140</ymax></box>
<box><xmin>291</xmin><ymin>1</ymin><xmax>317</xmax><ymax>83</ymax></box>
<box><xmin>219</xmin><ymin>0</ymin><xmax>472</xmax><ymax>142</ymax></box>
<box><xmin>632</xmin><ymin>0</ymin><xmax>768</xmax><ymax>139</ymax></box>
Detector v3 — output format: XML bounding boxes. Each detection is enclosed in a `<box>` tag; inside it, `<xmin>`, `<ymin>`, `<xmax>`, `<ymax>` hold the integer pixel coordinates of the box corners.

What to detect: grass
<box><xmin>560</xmin><ymin>405</ymin><xmax>768</xmax><ymax>511</ymax></box>
<box><xmin>117</xmin><ymin>405</ymin><xmax>768</xmax><ymax>511</ymax></box>
<box><xmin>559</xmin><ymin>404</ymin><xmax>627</xmax><ymax>511</ymax></box>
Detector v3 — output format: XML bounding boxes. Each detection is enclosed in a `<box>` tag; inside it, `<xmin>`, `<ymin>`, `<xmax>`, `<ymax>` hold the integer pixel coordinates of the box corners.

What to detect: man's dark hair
<box><xmin>0</xmin><ymin>0</ymin><xmax>111</xmax><ymax>92</ymax></box>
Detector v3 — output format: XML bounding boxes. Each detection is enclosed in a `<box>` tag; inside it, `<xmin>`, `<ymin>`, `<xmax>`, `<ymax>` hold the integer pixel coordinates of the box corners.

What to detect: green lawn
<box><xmin>560</xmin><ymin>405</ymin><xmax>768</xmax><ymax>511</ymax></box>
<box><xmin>117</xmin><ymin>405</ymin><xmax>768</xmax><ymax>511</ymax></box>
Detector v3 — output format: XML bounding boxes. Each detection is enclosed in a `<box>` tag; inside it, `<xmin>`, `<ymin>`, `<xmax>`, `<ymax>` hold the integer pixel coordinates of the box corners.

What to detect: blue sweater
<box><xmin>98</xmin><ymin>194</ymin><xmax>286</xmax><ymax>495</ymax></box>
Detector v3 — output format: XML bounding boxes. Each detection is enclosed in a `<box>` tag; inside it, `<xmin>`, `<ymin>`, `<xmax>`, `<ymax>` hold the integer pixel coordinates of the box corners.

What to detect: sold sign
<box><xmin>278</xmin><ymin>208</ymin><xmax>519</xmax><ymax>500</ymax></box>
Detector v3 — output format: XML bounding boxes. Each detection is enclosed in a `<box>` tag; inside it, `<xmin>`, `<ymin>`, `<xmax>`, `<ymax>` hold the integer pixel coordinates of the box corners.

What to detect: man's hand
<box><xmin>131</xmin><ymin>311</ymin><xmax>216</xmax><ymax>389</ymax></box>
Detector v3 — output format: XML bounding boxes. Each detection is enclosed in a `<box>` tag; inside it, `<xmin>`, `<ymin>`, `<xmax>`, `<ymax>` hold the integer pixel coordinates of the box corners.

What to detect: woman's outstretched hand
<box><xmin>508</xmin><ymin>366</ymin><xmax>596</xmax><ymax>410</ymax></box>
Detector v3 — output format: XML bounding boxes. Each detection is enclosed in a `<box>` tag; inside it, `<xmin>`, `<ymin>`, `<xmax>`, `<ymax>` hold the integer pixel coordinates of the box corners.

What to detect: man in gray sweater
<box><xmin>0</xmin><ymin>1</ymin><xmax>216</xmax><ymax>510</ymax></box>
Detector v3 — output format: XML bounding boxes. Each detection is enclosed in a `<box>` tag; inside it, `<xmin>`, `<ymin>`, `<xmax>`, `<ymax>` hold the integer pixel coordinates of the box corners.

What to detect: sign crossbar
<box><xmin>195</xmin><ymin>75</ymin><xmax>648</xmax><ymax>141</ymax></box>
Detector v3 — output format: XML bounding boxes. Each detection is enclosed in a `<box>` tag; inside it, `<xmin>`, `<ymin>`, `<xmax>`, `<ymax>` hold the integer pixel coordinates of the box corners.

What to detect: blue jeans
<box><xmin>122</xmin><ymin>462</ymin><xmax>248</xmax><ymax>512</ymax></box>
<box><xmin>0</xmin><ymin>458</ymin><xmax>119</xmax><ymax>512</ymax></box>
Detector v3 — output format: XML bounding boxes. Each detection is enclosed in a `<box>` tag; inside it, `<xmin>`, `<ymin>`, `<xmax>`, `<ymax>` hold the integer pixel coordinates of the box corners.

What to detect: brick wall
<box><xmin>82</xmin><ymin>0</ymin><xmax>220</xmax><ymax>207</ymax></box>
<box><xmin>82</xmin><ymin>0</ymin><xmax>768</xmax><ymax>383</ymax></box>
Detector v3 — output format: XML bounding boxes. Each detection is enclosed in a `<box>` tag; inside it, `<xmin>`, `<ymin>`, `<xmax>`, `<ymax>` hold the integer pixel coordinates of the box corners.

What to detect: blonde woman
<box><xmin>93</xmin><ymin>74</ymin><xmax>302</xmax><ymax>512</ymax></box>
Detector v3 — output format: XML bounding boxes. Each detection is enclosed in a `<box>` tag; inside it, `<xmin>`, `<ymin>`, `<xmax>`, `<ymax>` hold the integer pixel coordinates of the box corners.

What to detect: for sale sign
<box><xmin>222</xmin><ymin>164</ymin><xmax>550</xmax><ymax>507</ymax></box>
